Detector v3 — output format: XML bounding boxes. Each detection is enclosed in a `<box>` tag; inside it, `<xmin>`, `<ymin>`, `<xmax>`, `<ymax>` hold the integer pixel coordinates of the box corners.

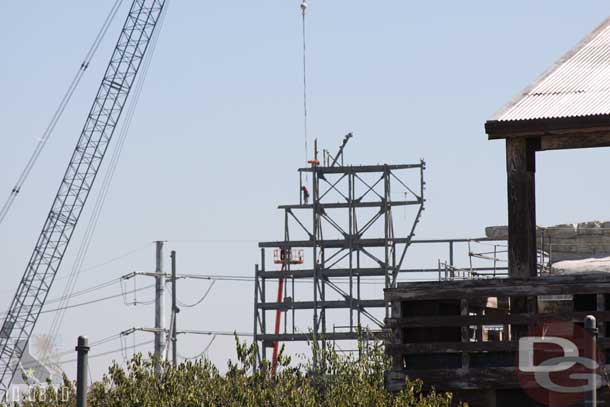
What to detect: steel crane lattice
<box><xmin>0</xmin><ymin>0</ymin><xmax>166</xmax><ymax>397</ymax></box>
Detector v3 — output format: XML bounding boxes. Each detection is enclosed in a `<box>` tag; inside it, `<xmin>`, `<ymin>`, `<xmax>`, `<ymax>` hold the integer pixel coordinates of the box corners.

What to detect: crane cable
<box><xmin>301</xmin><ymin>1</ymin><xmax>309</xmax><ymax>171</ymax></box>
<box><xmin>0</xmin><ymin>0</ymin><xmax>125</xmax><ymax>227</ymax></box>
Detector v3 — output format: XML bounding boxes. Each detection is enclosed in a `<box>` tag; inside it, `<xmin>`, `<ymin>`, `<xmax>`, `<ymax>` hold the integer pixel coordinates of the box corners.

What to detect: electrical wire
<box><xmin>45</xmin><ymin>278</ymin><xmax>122</xmax><ymax>305</ymax></box>
<box><xmin>176</xmin><ymin>281</ymin><xmax>216</xmax><ymax>308</ymax></box>
<box><xmin>40</xmin><ymin>285</ymin><xmax>155</xmax><ymax>315</ymax></box>
<box><xmin>0</xmin><ymin>244</ymin><xmax>149</xmax><ymax>296</ymax></box>
<box><xmin>44</xmin><ymin>0</ymin><xmax>171</xmax><ymax>354</ymax></box>
<box><xmin>46</xmin><ymin>333</ymin><xmax>124</xmax><ymax>360</ymax></box>
<box><xmin>0</xmin><ymin>284</ymin><xmax>155</xmax><ymax>320</ymax></box>
<box><xmin>77</xmin><ymin>243</ymin><xmax>152</xmax><ymax>274</ymax></box>
<box><xmin>0</xmin><ymin>0</ymin><xmax>125</xmax><ymax>226</ymax></box>
<box><xmin>176</xmin><ymin>273</ymin><xmax>399</xmax><ymax>286</ymax></box>
<box><xmin>178</xmin><ymin>335</ymin><xmax>216</xmax><ymax>361</ymax></box>
<box><xmin>120</xmin><ymin>276</ymin><xmax>157</xmax><ymax>306</ymax></box>
<box><xmin>23</xmin><ymin>340</ymin><xmax>156</xmax><ymax>369</ymax></box>
<box><xmin>0</xmin><ymin>279</ymin><xmax>154</xmax><ymax>319</ymax></box>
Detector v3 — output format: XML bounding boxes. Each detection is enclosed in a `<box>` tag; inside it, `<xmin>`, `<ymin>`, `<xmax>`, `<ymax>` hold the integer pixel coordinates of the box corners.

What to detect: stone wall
<box><xmin>485</xmin><ymin>221</ymin><xmax>610</xmax><ymax>262</ymax></box>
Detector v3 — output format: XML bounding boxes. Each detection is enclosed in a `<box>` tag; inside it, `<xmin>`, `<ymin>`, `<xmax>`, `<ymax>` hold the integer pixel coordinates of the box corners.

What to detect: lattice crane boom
<box><xmin>0</xmin><ymin>0</ymin><xmax>166</xmax><ymax>396</ymax></box>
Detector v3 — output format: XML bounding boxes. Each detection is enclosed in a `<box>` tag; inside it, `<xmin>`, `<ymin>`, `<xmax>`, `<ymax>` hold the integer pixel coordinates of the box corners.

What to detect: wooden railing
<box><xmin>384</xmin><ymin>273</ymin><xmax>610</xmax><ymax>392</ymax></box>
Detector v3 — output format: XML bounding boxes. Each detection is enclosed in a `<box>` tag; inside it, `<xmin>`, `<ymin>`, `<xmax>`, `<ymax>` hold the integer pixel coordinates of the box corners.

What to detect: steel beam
<box><xmin>298</xmin><ymin>164</ymin><xmax>424</xmax><ymax>174</ymax></box>
<box><xmin>253</xmin><ymin>157</ymin><xmax>426</xmax><ymax>366</ymax></box>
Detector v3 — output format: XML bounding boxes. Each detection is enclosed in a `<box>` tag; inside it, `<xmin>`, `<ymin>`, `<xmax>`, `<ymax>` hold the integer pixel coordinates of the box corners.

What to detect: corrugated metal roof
<box><xmin>491</xmin><ymin>16</ymin><xmax>610</xmax><ymax>123</ymax></box>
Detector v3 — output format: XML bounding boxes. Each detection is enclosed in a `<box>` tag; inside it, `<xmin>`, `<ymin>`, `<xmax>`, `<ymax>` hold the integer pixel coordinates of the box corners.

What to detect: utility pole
<box><xmin>154</xmin><ymin>241</ymin><xmax>165</xmax><ymax>369</ymax></box>
<box><xmin>171</xmin><ymin>250</ymin><xmax>179</xmax><ymax>366</ymax></box>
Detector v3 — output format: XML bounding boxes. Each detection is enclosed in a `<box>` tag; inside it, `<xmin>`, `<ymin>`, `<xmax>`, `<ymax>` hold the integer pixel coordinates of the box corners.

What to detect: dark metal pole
<box><xmin>585</xmin><ymin>315</ymin><xmax>598</xmax><ymax>407</ymax></box>
<box><xmin>171</xmin><ymin>250</ymin><xmax>178</xmax><ymax>367</ymax></box>
<box><xmin>154</xmin><ymin>241</ymin><xmax>165</xmax><ymax>370</ymax></box>
<box><xmin>75</xmin><ymin>336</ymin><xmax>90</xmax><ymax>407</ymax></box>
<box><xmin>253</xmin><ymin>264</ymin><xmax>259</xmax><ymax>372</ymax></box>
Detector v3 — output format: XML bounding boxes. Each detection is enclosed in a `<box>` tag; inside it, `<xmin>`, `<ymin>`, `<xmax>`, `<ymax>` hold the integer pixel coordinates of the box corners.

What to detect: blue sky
<box><xmin>1</xmin><ymin>0</ymin><xmax>609</xmax><ymax>379</ymax></box>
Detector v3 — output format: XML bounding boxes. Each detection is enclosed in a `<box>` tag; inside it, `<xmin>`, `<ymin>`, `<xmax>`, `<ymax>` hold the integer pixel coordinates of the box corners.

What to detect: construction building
<box><xmin>253</xmin><ymin>136</ymin><xmax>426</xmax><ymax>366</ymax></box>
<box><xmin>252</xmin><ymin>137</ymin><xmax>513</xmax><ymax>369</ymax></box>
<box><xmin>385</xmin><ymin>16</ymin><xmax>610</xmax><ymax>407</ymax></box>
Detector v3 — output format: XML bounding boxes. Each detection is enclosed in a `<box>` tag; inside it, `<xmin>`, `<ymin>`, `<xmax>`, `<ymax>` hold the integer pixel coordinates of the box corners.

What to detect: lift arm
<box><xmin>0</xmin><ymin>0</ymin><xmax>166</xmax><ymax>396</ymax></box>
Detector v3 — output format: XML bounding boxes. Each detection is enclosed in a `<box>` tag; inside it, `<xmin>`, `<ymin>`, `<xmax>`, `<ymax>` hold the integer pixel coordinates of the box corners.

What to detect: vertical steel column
<box><xmin>253</xmin><ymin>264</ymin><xmax>260</xmax><ymax>371</ymax></box>
<box><xmin>357</xmin><ymin>250</ymin><xmax>361</xmax><ymax>329</ymax></box>
<box><xmin>311</xmin><ymin>157</ymin><xmax>320</xmax><ymax>366</ymax></box>
<box><xmin>261</xmin><ymin>249</ymin><xmax>267</xmax><ymax>362</ymax></box>
<box><xmin>284</xmin><ymin>210</ymin><xmax>290</xmax><ymax>336</ymax></box>
<box><xmin>383</xmin><ymin>167</ymin><xmax>391</xmax><ymax>318</ymax></box>
<box><xmin>75</xmin><ymin>336</ymin><xmax>90</xmax><ymax>407</ymax></box>
<box><xmin>321</xmin><ymin>246</ymin><xmax>326</xmax><ymax>350</ymax></box>
<box><xmin>348</xmin><ymin>170</ymin><xmax>354</xmax><ymax>333</ymax></box>
<box><xmin>388</xmin><ymin>168</ymin><xmax>397</xmax><ymax>293</ymax></box>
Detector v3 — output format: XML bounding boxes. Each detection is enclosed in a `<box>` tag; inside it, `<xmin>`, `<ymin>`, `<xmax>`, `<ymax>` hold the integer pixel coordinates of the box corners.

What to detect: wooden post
<box><xmin>506</xmin><ymin>138</ymin><xmax>538</xmax><ymax>340</ymax></box>
<box><xmin>506</xmin><ymin>137</ymin><xmax>538</xmax><ymax>278</ymax></box>
<box><xmin>390</xmin><ymin>301</ymin><xmax>403</xmax><ymax>370</ymax></box>
<box><xmin>460</xmin><ymin>299</ymin><xmax>470</xmax><ymax>368</ymax></box>
<box><xmin>597</xmin><ymin>293</ymin><xmax>605</xmax><ymax>338</ymax></box>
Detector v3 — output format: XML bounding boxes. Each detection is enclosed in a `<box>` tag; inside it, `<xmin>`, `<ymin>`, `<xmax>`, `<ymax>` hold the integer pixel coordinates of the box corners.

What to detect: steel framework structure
<box><xmin>0</xmin><ymin>0</ymin><xmax>166</xmax><ymax>396</ymax></box>
<box><xmin>253</xmin><ymin>154</ymin><xmax>426</xmax><ymax>365</ymax></box>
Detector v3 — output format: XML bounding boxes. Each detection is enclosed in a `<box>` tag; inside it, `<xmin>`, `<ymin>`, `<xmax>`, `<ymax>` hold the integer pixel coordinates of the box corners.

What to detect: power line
<box><xmin>45</xmin><ymin>0</ymin><xmax>172</xmax><ymax>354</ymax></box>
<box><xmin>45</xmin><ymin>278</ymin><xmax>122</xmax><ymax>305</ymax></box>
<box><xmin>176</xmin><ymin>330</ymin><xmax>253</xmax><ymax>337</ymax></box>
<box><xmin>0</xmin><ymin>243</ymin><xmax>150</xmax><ymax>296</ymax></box>
<box><xmin>166</xmin><ymin>239</ymin><xmax>259</xmax><ymax>243</ymax></box>
<box><xmin>48</xmin><ymin>333</ymin><xmax>125</xmax><ymax>359</ymax></box>
<box><xmin>174</xmin><ymin>273</ymin><xmax>398</xmax><ymax>286</ymax></box>
<box><xmin>77</xmin><ymin>243</ymin><xmax>152</xmax><ymax>274</ymax></box>
<box><xmin>176</xmin><ymin>281</ymin><xmax>216</xmax><ymax>308</ymax></box>
<box><xmin>0</xmin><ymin>0</ymin><xmax>126</xmax><ymax>226</ymax></box>
<box><xmin>22</xmin><ymin>340</ymin><xmax>155</xmax><ymax>370</ymax></box>
<box><xmin>0</xmin><ymin>284</ymin><xmax>155</xmax><ymax>319</ymax></box>
<box><xmin>41</xmin><ymin>285</ymin><xmax>155</xmax><ymax>315</ymax></box>
<box><xmin>178</xmin><ymin>335</ymin><xmax>216</xmax><ymax>361</ymax></box>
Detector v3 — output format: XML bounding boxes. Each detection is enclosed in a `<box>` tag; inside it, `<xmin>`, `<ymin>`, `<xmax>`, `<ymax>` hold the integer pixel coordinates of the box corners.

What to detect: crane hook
<box><xmin>300</xmin><ymin>1</ymin><xmax>308</xmax><ymax>15</ymax></box>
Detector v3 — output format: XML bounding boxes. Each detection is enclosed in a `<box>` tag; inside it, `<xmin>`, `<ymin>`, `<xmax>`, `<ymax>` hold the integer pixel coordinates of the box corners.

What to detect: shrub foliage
<box><xmin>10</xmin><ymin>340</ymin><xmax>458</xmax><ymax>407</ymax></box>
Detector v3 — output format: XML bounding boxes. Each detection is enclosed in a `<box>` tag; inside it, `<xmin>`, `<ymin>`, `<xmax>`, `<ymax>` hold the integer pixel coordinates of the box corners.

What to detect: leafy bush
<box><xmin>10</xmin><ymin>340</ymin><xmax>459</xmax><ymax>407</ymax></box>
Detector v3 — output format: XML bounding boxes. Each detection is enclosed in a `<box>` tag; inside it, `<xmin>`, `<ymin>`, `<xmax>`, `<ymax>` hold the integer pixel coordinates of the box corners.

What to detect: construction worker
<box><xmin>302</xmin><ymin>186</ymin><xmax>310</xmax><ymax>204</ymax></box>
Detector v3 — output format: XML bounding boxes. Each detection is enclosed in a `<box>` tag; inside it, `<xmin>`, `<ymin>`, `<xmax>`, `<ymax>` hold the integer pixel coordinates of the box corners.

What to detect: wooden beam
<box><xmin>386</xmin><ymin>273</ymin><xmax>610</xmax><ymax>301</ymax></box>
<box><xmin>387</xmin><ymin>364</ymin><xmax>610</xmax><ymax>391</ymax></box>
<box><xmin>506</xmin><ymin>137</ymin><xmax>537</xmax><ymax>278</ymax></box>
<box><xmin>386</xmin><ymin>341</ymin><xmax>519</xmax><ymax>354</ymax></box>
<box><xmin>485</xmin><ymin>114</ymin><xmax>610</xmax><ymax>139</ymax></box>
<box><xmin>385</xmin><ymin>367</ymin><xmax>524</xmax><ymax>391</ymax></box>
<box><xmin>386</xmin><ymin>337</ymin><xmax>610</xmax><ymax>355</ymax></box>
<box><xmin>385</xmin><ymin>310</ymin><xmax>610</xmax><ymax>328</ymax></box>
<box><xmin>539</xmin><ymin>131</ymin><xmax>610</xmax><ymax>151</ymax></box>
